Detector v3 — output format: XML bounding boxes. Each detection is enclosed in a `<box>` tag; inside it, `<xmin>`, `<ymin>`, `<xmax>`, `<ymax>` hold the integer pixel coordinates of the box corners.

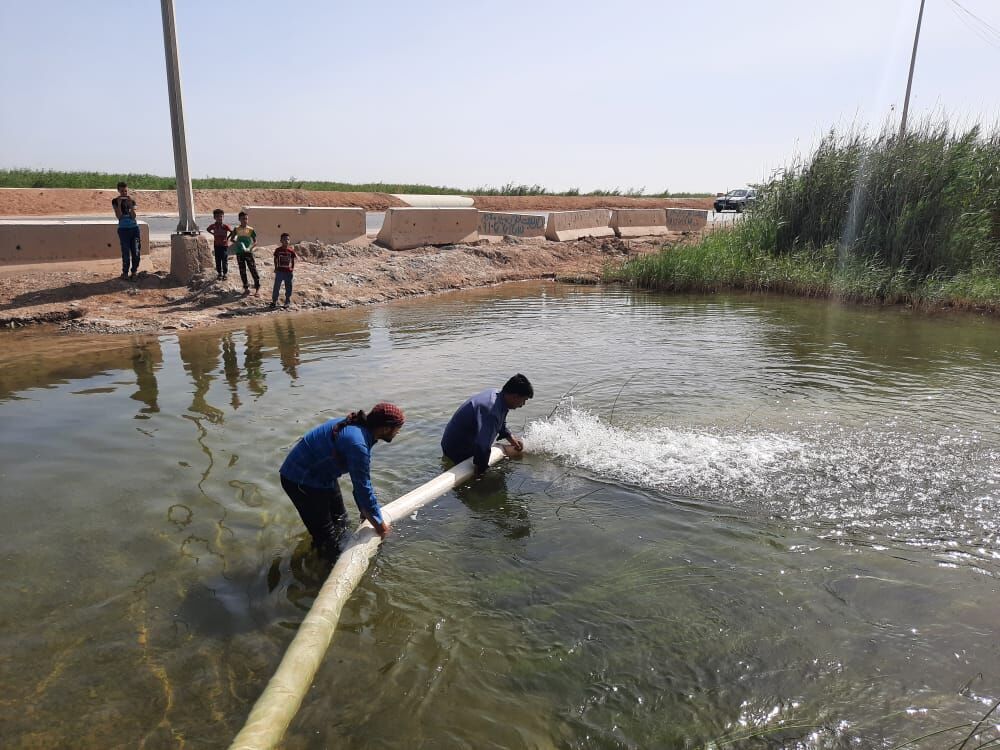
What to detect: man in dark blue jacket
<box><xmin>441</xmin><ymin>374</ymin><xmax>533</xmax><ymax>475</ymax></box>
<box><xmin>280</xmin><ymin>403</ymin><xmax>405</xmax><ymax>559</ymax></box>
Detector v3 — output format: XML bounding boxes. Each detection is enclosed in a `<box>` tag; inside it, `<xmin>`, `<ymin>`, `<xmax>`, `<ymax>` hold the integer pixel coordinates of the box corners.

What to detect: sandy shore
<box><xmin>0</xmin><ymin>235</ymin><xmax>677</xmax><ymax>334</ymax></box>
<box><xmin>0</xmin><ymin>188</ymin><xmax>708</xmax><ymax>334</ymax></box>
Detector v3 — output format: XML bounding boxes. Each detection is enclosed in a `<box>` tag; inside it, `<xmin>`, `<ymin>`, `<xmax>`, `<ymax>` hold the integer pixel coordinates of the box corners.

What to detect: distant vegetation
<box><xmin>0</xmin><ymin>169</ymin><xmax>710</xmax><ymax>199</ymax></box>
<box><xmin>611</xmin><ymin>123</ymin><xmax>1000</xmax><ymax>310</ymax></box>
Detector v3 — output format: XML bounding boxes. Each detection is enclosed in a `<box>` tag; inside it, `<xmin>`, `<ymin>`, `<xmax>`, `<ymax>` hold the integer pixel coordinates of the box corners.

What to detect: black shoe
<box><xmin>269</xmin><ymin>301</ymin><xmax>277</xmax><ymax>308</ymax></box>
<box><xmin>120</xmin><ymin>273</ymin><xmax>128</xmax><ymax>280</ymax></box>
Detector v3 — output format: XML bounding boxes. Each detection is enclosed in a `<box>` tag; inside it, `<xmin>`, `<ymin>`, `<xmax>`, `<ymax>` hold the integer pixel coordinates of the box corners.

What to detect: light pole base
<box><xmin>168</xmin><ymin>233</ymin><xmax>211</xmax><ymax>283</ymax></box>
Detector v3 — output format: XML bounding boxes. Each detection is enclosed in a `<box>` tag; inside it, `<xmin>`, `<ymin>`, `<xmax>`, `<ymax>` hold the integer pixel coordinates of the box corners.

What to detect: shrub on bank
<box><xmin>611</xmin><ymin>123</ymin><xmax>1000</xmax><ymax>309</ymax></box>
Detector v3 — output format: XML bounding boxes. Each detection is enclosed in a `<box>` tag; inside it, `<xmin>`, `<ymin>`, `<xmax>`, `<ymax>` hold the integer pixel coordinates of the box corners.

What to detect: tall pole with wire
<box><xmin>160</xmin><ymin>0</ymin><xmax>197</xmax><ymax>234</ymax></box>
<box><xmin>161</xmin><ymin>0</ymin><xmax>209</xmax><ymax>281</ymax></box>
<box><xmin>899</xmin><ymin>0</ymin><xmax>927</xmax><ymax>139</ymax></box>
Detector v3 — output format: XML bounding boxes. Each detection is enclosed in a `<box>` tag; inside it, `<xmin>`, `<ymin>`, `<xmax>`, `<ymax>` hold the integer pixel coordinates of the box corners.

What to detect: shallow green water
<box><xmin>1</xmin><ymin>282</ymin><xmax>999</xmax><ymax>749</ymax></box>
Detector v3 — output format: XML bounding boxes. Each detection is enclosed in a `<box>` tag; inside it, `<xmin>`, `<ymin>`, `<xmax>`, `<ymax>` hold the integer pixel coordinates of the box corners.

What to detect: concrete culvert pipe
<box><xmin>229</xmin><ymin>446</ymin><xmax>509</xmax><ymax>750</ymax></box>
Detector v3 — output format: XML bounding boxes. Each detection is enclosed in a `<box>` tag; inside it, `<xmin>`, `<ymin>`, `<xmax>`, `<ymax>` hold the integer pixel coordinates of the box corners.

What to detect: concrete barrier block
<box><xmin>665</xmin><ymin>208</ymin><xmax>709</xmax><ymax>232</ymax></box>
<box><xmin>611</xmin><ymin>209</ymin><xmax>669</xmax><ymax>238</ymax></box>
<box><xmin>376</xmin><ymin>208</ymin><xmax>479</xmax><ymax>250</ymax></box>
<box><xmin>0</xmin><ymin>220</ymin><xmax>150</xmax><ymax>265</ymax></box>
<box><xmin>544</xmin><ymin>210</ymin><xmax>614</xmax><ymax>242</ymax></box>
<box><xmin>241</xmin><ymin>206</ymin><xmax>366</xmax><ymax>245</ymax></box>
<box><xmin>478</xmin><ymin>212</ymin><xmax>547</xmax><ymax>240</ymax></box>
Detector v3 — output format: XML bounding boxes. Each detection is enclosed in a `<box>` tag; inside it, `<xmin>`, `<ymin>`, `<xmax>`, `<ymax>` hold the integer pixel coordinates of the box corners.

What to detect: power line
<box><xmin>948</xmin><ymin>0</ymin><xmax>1000</xmax><ymax>48</ymax></box>
<box><xmin>951</xmin><ymin>0</ymin><xmax>1000</xmax><ymax>37</ymax></box>
<box><xmin>949</xmin><ymin>5</ymin><xmax>1000</xmax><ymax>47</ymax></box>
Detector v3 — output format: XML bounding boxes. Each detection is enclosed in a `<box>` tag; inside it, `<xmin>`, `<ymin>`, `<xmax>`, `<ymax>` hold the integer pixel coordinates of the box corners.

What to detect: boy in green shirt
<box><xmin>228</xmin><ymin>211</ymin><xmax>260</xmax><ymax>295</ymax></box>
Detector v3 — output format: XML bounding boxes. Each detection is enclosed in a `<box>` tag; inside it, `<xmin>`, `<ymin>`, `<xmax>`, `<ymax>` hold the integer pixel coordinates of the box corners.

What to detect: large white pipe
<box><xmin>229</xmin><ymin>446</ymin><xmax>508</xmax><ymax>750</ymax></box>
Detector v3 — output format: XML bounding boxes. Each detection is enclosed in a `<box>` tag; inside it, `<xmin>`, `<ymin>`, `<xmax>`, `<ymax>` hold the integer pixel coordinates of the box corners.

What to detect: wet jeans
<box><xmin>279</xmin><ymin>474</ymin><xmax>349</xmax><ymax>558</ymax></box>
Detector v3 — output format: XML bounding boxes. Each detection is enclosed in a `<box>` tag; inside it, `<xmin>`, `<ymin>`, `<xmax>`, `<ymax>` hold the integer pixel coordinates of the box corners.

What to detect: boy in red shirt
<box><xmin>271</xmin><ymin>232</ymin><xmax>297</xmax><ymax>308</ymax></box>
<box><xmin>204</xmin><ymin>208</ymin><xmax>232</xmax><ymax>280</ymax></box>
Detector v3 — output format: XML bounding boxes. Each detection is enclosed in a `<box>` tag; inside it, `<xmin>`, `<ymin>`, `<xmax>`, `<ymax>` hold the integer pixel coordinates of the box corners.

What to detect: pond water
<box><xmin>1</xmin><ymin>282</ymin><xmax>999</xmax><ymax>749</ymax></box>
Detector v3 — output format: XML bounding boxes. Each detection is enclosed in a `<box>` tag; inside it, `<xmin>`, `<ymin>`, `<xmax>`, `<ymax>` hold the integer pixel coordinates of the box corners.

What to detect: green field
<box><xmin>0</xmin><ymin>169</ymin><xmax>709</xmax><ymax>199</ymax></box>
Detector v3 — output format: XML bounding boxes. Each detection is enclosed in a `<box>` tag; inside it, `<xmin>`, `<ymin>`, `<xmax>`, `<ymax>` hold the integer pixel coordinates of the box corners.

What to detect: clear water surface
<box><xmin>1</xmin><ymin>282</ymin><xmax>999</xmax><ymax>749</ymax></box>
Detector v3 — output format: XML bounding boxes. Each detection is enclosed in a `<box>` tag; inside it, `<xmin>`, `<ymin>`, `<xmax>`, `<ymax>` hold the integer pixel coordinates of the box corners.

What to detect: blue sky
<box><xmin>1</xmin><ymin>0</ymin><xmax>998</xmax><ymax>192</ymax></box>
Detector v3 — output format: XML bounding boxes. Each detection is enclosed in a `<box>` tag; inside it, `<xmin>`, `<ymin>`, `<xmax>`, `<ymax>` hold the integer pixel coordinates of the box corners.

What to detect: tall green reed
<box><xmin>612</xmin><ymin>122</ymin><xmax>1000</xmax><ymax>308</ymax></box>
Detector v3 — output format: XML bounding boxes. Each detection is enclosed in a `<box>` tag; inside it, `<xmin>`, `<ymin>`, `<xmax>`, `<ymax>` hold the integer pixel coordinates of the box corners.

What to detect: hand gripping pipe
<box><xmin>229</xmin><ymin>445</ymin><xmax>508</xmax><ymax>750</ymax></box>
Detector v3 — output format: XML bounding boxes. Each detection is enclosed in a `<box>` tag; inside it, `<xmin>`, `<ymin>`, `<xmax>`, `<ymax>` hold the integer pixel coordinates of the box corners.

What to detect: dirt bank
<box><xmin>0</xmin><ymin>235</ymin><xmax>675</xmax><ymax>335</ymax></box>
<box><xmin>0</xmin><ymin>188</ymin><xmax>408</xmax><ymax>215</ymax></box>
<box><xmin>0</xmin><ymin>187</ymin><xmax>712</xmax><ymax>217</ymax></box>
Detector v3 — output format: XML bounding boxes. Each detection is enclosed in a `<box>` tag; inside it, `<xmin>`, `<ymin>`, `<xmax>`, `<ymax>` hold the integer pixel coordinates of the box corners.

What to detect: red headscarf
<box><xmin>367</xmin><ymin>402</ymin><xmax>405</xmax><ymax>429</ymax></box>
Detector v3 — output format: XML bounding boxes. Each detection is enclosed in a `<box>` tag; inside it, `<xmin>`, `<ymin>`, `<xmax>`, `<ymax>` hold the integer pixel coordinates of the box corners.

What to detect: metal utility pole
<box><xmin>899</xmin><ymin>0</ymin><xmax>926</xmax><ymax>139</ymax></box>
<box><xmin>160</xmin><ymin>0</ymin><xmax>198</xmax><ymax>233</ymax></box>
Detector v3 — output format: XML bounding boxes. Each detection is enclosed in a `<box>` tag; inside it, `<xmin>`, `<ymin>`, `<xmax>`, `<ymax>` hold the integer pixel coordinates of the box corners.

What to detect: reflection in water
<box><xmin>178</xmin><ymin>334</ymin><xmax>223</xmax><ymax>495</ymax></box>
<box><xmin>262</xmin><ymin>535</ymin><xmax>332</xmax><ymax>615</ymax></box>
<box><xmin>178</xmin><ymin>334</ymin><xmax>223</xmax><ymax>424</ymax></box>
<box><xmin>453</xmin><ymin>465</ymin><xmax>531</xmax><ymax>540</ymax></box>
<box><xmin>6</xmin><ymin>285</ymin><xmax>1000</xmax><ymax>749</ymax></box>
<box><xmin>129</xmin><ymin>340</ymin><xmax>161</xmax><ymax>418</ymax></box>
<box><xmin>272</xmin><ymin>319</ymin><xmax>300</xmax><ymax>380</ymax></box>
<box><xmin>285</xmin><ymin>537</ymin><xmax>333</xmax><ymax>613</ymax></box>
<box><xmin>244</xmin><ymin>325</ymin><xmax>267</xmax><ymax>399</ymax></box>
<box><xmin>221</xmin><ymin>333</ymin><xmax>242</xmax><ymax>410</ymax></box>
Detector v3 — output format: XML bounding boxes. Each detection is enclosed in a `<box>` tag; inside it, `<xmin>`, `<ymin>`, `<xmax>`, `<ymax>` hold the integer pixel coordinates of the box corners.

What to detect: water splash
<box><xmin>525</xmin><ymin>408</ymin><xmax>1000</xmax><ymax>569</ymax></box>
<box><xmin>526</xmin><ymin>409</ymin><xmax>807</xmax><ymax>498</ymax></box>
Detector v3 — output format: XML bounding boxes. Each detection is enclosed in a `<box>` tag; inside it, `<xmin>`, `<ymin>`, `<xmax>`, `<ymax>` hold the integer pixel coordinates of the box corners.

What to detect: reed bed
<box><xmin>611</xmin><ymin>123</ymin><xmax>1000</xmax><ymax>310</ymax></box>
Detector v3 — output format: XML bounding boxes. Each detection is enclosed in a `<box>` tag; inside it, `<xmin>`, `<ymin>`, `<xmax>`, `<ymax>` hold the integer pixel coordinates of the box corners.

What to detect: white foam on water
<box><xmin>526</xmin><ymin>409</ymin><xmax>807</xmax><ymax>499</ymax></box>
<box><xmin>525</xmin><ymin>408</ymin><xmax>1000</xmax><ymax>566</ymax></box>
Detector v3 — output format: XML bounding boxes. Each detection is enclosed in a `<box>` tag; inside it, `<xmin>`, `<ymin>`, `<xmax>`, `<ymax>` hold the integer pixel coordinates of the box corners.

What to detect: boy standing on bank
<box><xmin>228</xmin><ymin>211</ymin><xmax>260</xmax><ymax>295</ymax></box>
<box><xmin>111</xmin><ymin>181</ymin><xmax>141</xmax><ymax>280</ymax></box>
<box><xmin>204</xmin><ymin>208</ymin><xmax>231</xmax><ymax>281</ymax></box>
<box><xmin>270</xmin><ymin>232</ymin><xmax>297</xmax><ymax>308</ymax></box>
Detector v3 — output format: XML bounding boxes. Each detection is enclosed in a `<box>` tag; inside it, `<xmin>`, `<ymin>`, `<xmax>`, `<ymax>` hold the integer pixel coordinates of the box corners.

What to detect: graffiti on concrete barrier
<box><xmin>666</xmin><ymin>209</ymin><xmax>708</xmax><ymax>231</ymax></box>
<box><xmin>479</xmin><ymin>212</ymin><xmax>546</xmax><ymax>237</ymax></box>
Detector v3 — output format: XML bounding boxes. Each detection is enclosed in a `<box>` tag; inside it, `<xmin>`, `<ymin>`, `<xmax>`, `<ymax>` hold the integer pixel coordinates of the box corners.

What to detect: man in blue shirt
<box><xmin>111</xmin><ymin>181</ymin><xmax>141</xmax><ymax>280</ymax></box>
<box><xmin>441</xmin><ymin>374</ymin><xmax>533</xmax><ymax>475</ymax></box>
<box><xmin>280</xmin><ymin>402</ymin><xmax>405</xmax><ymax>559</ymax></box>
